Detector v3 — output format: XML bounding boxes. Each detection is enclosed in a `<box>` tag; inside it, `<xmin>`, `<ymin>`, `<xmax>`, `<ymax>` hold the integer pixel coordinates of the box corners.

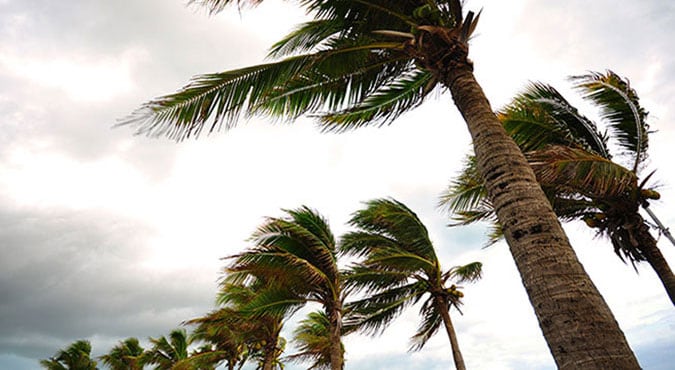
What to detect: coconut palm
<box><xmin>40</xmin><ymin>340</ymin><xmax>98</xmax><ymax>370</ymax></box>
<box><xmin>186</xmin><ymin>280</ymin><xmax>286</xmax><ymax>370</ymax></box>
<box><xmin>339</xmin><ymin>198</ymin><xmax>480</xmax><ymax>370</ymax></box>
<box><xmin>121</xmin><ymin>1</ymin><xmax>638</xmax><ymax>367</ymax></box>
<box><xmin>145</xmin><ymin>328</ymin><xmax>191</xmax><ymax>370</ymax></box>
<box><xmin>226</xmin><ymin>206</ymin><xmax>344</xmax><ymax>370</ymax></box>
<box><xmin>99</xmin><ymin>337</ymin><xmax>145</xmax><ymax>370</ymax></box>
<box><xmin>441</xmin><ymin>70</ymin><xmax>675</xmax><ymax>305</ymax></box>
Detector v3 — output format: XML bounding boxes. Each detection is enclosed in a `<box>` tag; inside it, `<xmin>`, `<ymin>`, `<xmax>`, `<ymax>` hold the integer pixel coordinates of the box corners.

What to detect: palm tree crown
<box><xmin>145</xmin><ymin>328</ymin><xmax>191</xmax><ymax>370</ymax></box>
<box><xmin>226</xmin><ymin>206</ymin><xmax>345</xmax><ymax>370</ymax></box>
<box><xmin>340</xmin><ymin>198</ymin><xmax>481</xmax><ymax>369</ymax></box>
<box><xmin>99</xmin><ymin>337</ymin><xmax>145</xmax><ymax>370</ymax></box>
<box><xmin>40</xmin><ymin>340</ymin><xmax>98</xmax><ymax>370</ymax></box>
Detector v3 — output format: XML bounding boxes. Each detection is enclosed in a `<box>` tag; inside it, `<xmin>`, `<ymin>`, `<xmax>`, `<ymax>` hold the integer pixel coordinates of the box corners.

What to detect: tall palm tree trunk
<box><xmin>444</xmin><ymin>67</ymin><xmax>640</xmax><ymax>369</ymax></box>
<box><xmin>434</xmin><ymin>296</ymin><xmax>466</xmax><ymax>370</ymax></box>
<box><xmin>328</xmin><ymin>307</ymin><xmax>344</xmax><ymax>370</ymax></box>
<box><xmin>262</xmin><ymin>346</ymin><xmax>275</xmax><ymax>370</ymax></box>
<box><xmin>634</xmin><ymin>221</ymin><xmax>675</xmax><ymax>305</ymax></box>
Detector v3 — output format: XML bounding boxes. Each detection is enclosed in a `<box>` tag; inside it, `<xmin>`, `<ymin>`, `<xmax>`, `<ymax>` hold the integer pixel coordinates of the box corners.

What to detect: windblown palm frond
<box><xmin>502</xmin><ymin>82</ymin><xmax>610</xmax><ymax>156</ymax></box>
<box><xmin>527</xmin><ymin>145</ymin><xmax>638</xmax><ymax>199</ymax></box>
<box><xmin>99</xmin><ymin>338</ymin><xmax>145</xmax><ymax>370</ymax></box>
<box><xmin>145</xmin><ymin>329</ymin><xmax>191</xmax><ymax>370</ymax></box>
<box><xmin>571</xmin><ymin>70</ymin><xmax>649</xmax><ymax>172</ymax></box>
<box><xmin>122</xmin><ymin>0</ymin><xmax>484</xmax><ymax>141</ymax></box>
<box><xmin>286</xmin><ymin>311</ymin><xmax>334</xmax><ymax>370</ymax></box>
<box><xmin>40</xmin><ymin>340</ymin><xmax>98</xmax><ymax>370</ymax></box>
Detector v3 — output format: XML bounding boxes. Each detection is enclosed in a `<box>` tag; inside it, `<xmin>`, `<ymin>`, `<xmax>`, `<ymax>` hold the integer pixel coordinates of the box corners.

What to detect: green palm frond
<box><xmin>243</xmin><ymin>288</ymin><xmax>308</xmax><ymax>318</ymax></box>
<box><xmin>99</xmin><ymin>338</ymin><xmax>145</xmax><ymax>370</ymax></box>
<box><xmin>41</xmin><ymin>340</ymin><xmax>97</xmax><ymax>370</ymax></box>
<box><xmin>527</xmin><ymin>145</ymin><xmax>638</xmax><ymax>199</ymax></box>
<box><xmin>319</xmin><ymin>69</ymin><xmax>437</xmax><ymax>132</ymax></box>
<box><xmin>120</xmin><ymin>42</ymin><xmax>407</xmax><ymax>140</ymax></box>
<box><xmin>342</xmin><ymin>265</ymin><xmax>410</xmax><ymax>292</ymax></box>
<box><xmin>504</xmin><ymin>82</ymin><xmax>610</xmax><ymax>156</ymax></box>
<box><xmin>572</xmin><ymin>70</ymin><xmax>649</xmax><ymax>172</ymax></box>
<box><xmin>345</xmin><ymin>198</ymin><xmax>437</xmax><ymax>261</ymax></box>
<box><xmin>286</xmin><ymin>311</ymin><xmax>333</xmax><ymax>370</ymax></box>
<box><xmin>344</xmin><ymin>281</ymin><xmax>427</xmax><ymax>336</ymax></box>
<box><xmin>268</xmin><ymin>19</ymin><xmax>347</xmax><ymax>58</ymax></box>
<box><xmin>438</xmin><ymin>155</ymin><xmax>488</xmax><ymax>215</ymax></box>
<box><xmin>446</xmin><ymin>262</ymin><xmax>483</xmax><ymax>283</ymax></box>
<box><xmin>409</xmin><ymin>296</ymin><xmax>443</xmax><ymax>351</ymax></box>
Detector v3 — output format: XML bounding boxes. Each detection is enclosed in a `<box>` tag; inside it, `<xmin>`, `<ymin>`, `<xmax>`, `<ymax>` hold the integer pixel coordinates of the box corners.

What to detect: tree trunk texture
<box><xmin>633</xmin><ymin>218</ymin><xmax>675</xmax><ymax>305</ymax></box>
<box><xmin>444</xmin><ymin>68</ymin><xmax>640</xmax><ymax>369</ymax></box>
<box><xmin>435</xmin><ymin>296</ymin><xmax>466</xmax><ymax>370</ymax></box>
<box><xmin>262</xmin><ymin>346</ymin><xmax>275</xmax><ymax>370</ymax></box>
<box><xmin>328</xmin><ymin>307</ymin><xmax>344</xmax><ymax>370</ymax></box>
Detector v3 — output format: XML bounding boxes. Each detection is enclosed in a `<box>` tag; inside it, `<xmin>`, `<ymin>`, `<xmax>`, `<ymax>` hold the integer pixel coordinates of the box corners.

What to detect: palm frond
<box><xmin>571</xmin><ymin>70</ymin><xmax>649</xmax><ymax>172</ymax></box>
<box><xmin>346</xmin><ymin>198</ymin><xmax>437</xmax><ymax>261</ymax></box>
<box><xmin>121</xmin><ymin>42</ymin><xmax>406</xmax><ymax>141</ymax></box>
<box><xmin>446</xmin><ymin>262</ymin><xmax>483</xmax><ymax>283</ymax></box>
<box><xmin>268</xmin><ymin>19</ymin><xmax>346</xmax><ymax>58</ymax></box>
<box><xmin>286</xmin><ymin>311</ymin><xmax>333</xmax><ymax>370</ymax></box>
<box><xmin>409</xmin><ymin>296</ymin><xmax>443</xmax><ymax>351</ymax></box>
<box><xmin>527</xmin><ymin>145</ymin><xmax>638</xmax><ymax>199</ymax></box>
<box><xmin>344</xmin><ymin>281</ymin><xmax>427</xmax><ymax>336</ymax></box>
<box><xmin>319</xmin><ymin>69</ymin><xmax>437</xmax><ymax>132</ymax></box>
<box><xmin>503</xmin><ymin>82</ymin><xmax>610</xmax><ymax>156</ymax></box>
<box><xmin>438</xmin><ymin>155</ymin><xmax>488</xmax><ymax>215</ymax></box>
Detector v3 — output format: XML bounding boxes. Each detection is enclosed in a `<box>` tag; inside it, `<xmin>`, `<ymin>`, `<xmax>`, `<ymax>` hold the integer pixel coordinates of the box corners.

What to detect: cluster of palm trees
<box><xmin>52</xmin><ymin>0</ymin><xmax>669</xmax><ymax>369</ymax></box>
<box><xmin>42</xmin><ymin>199</ymin><xmax>483</xmax><ymax>370</ymax></box>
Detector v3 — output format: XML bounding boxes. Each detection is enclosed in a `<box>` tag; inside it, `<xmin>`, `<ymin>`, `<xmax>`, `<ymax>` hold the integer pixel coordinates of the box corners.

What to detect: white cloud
<box><xmin>0</xmin><ymin>47</ymin><xmax>148</xmax><ymax>102</ymax></box>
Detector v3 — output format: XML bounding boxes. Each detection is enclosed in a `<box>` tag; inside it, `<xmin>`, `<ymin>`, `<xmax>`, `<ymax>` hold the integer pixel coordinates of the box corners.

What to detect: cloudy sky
<box><xmin>1</xmin><ymin>0</ymin><xmax>674</xmax><ymax>369</ymax></box>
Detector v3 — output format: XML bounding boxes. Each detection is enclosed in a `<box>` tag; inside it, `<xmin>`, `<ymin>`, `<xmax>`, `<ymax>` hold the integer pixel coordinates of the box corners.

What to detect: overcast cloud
<box><xmin>1</xmin><ymin>0</ymin><xmax>674</xmax><ymax>369</ymax></box>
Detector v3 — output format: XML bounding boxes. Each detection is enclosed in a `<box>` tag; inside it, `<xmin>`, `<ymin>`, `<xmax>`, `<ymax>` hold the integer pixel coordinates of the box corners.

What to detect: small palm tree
<box><xmin>340</xmin><ymin>198</ymin><xmax>481</xmax><ymax>370</ymax></box>
<box><xmin>227</xmin><ymin>206</ymin><xmax>345</xmax><ymax>370</ymax></box>
<box><xmin>99</xmin><ymin>337</ymin><xmax>145</xmax><ymax>370</ymax></box>
<box><xmin>145</xmin><ymin>328</ymin><xmax>191</xmax><ymax>370</ymax></box>
<box><xmin>186</xmin><ymin>280</ymin><xmax>285</xmax><ymax>370</ymax></box>
<box><xmin>40</xmin><ymin>340</ymin><xmax>98</xmax><ymax>370</ymax></box>
<box><xmin>441</xmin><ymin>70</ymin><xmax>675</xmax><ymax>305</ymax></box>
<box><xmin>285</xmin><ymin>311</ymin><xmax>336</xmax><ymax>370</ymax></box>
<box><xmin>122</xmin><ymin>1</ymin><xmax>639</xmax><ymax>367</ymax></box>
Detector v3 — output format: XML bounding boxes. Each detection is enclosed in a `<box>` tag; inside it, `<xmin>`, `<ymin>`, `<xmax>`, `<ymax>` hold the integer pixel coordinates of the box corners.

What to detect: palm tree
<box><xmin>40</xmin><ymin>340</ymin><xmax>98</xmax><ymax>370</ymax></box>
<box><xmin>441</xmin><ymin>70</ymin><xmax>675</xmax><ymax>305</ymax></box>
<box><xmin>99</xmin><ymin>337</ymin><xmax>145</xmax><ymax>370</ymax></box>
<box><xmin>186</xmin><ymin>280</ymin><xmax>286</xmax><ymax>370</ymax></box>
<box><xmin>121</xmin><ymin>1</ymin><xmax>638</xmax><ymax>367</ymax></box>
<box><xmin>226</xmin><ymin>206</ymin><xmax>345</xmax><ymax>370</ymax></box>
<box><xmin>285</xmin><ymin>311</ymin><xmax>335</xmax><ymax>370</ymax></box>
<box><xmin>339</xmin><ymin>198</ymin><xmax>481</xmax><ymax>370</ymax></box>
<box><xmin>145</xmin><ymin>328</ymin><xmax>191</xmax><ymax>370</ymax></box>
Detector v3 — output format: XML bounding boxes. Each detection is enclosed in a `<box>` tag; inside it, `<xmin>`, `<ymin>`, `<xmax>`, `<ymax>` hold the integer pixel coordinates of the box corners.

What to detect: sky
<box><xmin>0</xmin><ymin>0</ymin><xmax>674</xmax><ymax>369</ymax></box>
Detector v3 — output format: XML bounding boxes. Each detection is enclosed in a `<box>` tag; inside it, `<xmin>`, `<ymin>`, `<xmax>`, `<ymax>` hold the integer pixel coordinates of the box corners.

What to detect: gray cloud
<box><xmin>0</xmin><ymin>202</ymin><xmax>216</xmax><ymax>360</ymax></box>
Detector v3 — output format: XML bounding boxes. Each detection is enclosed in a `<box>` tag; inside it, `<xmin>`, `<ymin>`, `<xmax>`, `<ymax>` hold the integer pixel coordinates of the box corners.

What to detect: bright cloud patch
<box><xmin>0</xmin><ymin>47</ymin><xmax>148</xmax><ymax>102</ymax></box>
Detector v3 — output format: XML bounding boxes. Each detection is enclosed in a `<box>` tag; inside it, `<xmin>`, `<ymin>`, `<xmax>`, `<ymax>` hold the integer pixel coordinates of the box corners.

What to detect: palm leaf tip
<box><xmin>571</xmin><ymin>70</ymin><xmax>649</xmax><ymax>169</ymax></box>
